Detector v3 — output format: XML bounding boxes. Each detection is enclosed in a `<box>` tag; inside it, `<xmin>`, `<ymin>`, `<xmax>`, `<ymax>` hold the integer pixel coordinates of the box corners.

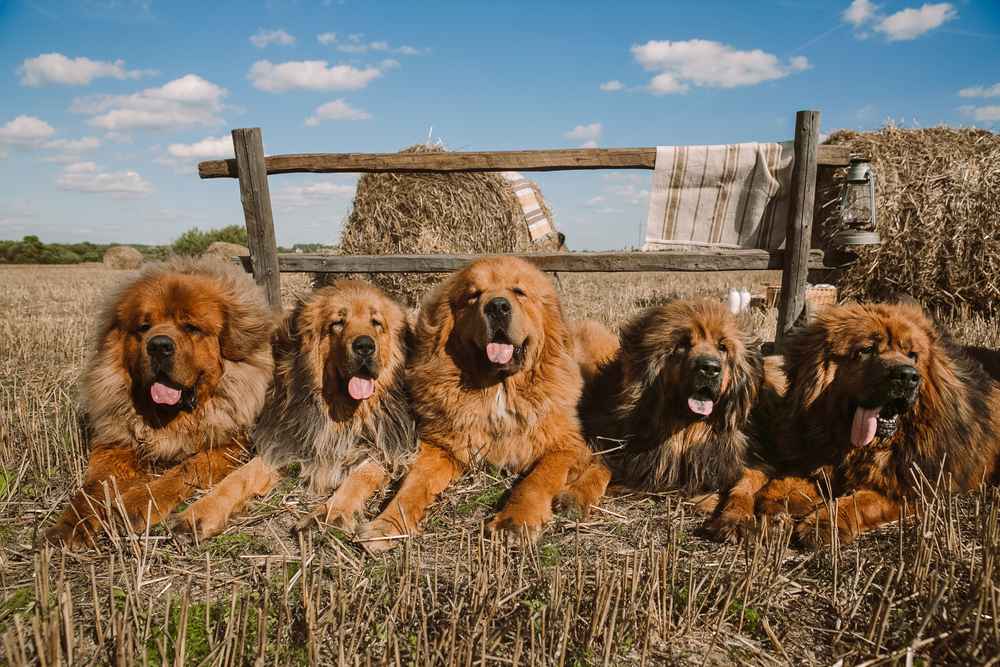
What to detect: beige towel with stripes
<box><xmin>501</xmin><ymin>172</ymin><xmax>558</xmax><ymax>245</ymax></box>
<box><xmin>643</xmin><ymin>142</ymin><xmax>794</xmax><ymax>251</ymax></box>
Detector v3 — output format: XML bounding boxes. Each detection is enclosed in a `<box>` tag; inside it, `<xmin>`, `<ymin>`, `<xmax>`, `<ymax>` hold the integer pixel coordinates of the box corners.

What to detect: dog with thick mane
<box><xmin>575</xmin><ymin>300</ymin><xmax>764</xmax><ymax>509</ymax></box>
<box><xmin>711</xmin><ymin>301</ymin><xmax>1000</xmax><ymax>545</ymax></box>
<box><xmin>45</xmin><ymin>258</ymin><xmax>274</xmax><ymax>548</ymax></box>
<box><xmin>174</xmin><ymin>280</ymin><xmax>415</xmax><ymax>539</ymax></box>
<box><xmin>359</xmin><ymin>257</ymin><xmax>609</xmax><ymax>551</ymax></box>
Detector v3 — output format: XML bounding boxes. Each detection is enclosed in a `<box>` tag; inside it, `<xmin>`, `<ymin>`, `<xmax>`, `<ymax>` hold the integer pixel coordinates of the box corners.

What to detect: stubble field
<box><xmin>1</xmin><ymin>263</ymin><xmax>998</xmax><ymax>666</ymax></box>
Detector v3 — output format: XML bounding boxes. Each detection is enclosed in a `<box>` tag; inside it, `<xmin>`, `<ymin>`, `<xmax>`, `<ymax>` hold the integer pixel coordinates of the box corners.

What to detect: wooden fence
<box><xmin>200</xmin><ymin>110</ymin><xmax>849</xmax><ymax>346</ymax></box>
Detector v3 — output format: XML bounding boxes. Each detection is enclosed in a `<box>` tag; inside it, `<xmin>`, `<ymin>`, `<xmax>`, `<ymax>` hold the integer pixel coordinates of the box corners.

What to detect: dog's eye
<box><xmin>328</xmin><ymin>319</ymin><xmax>346</xmax><ymax>334</ymax></box>
<box><xmin>908</xmin><ymin>351</ymin><xmax>919</xmax><ymax>361</ymax></box>
<box><xmin>673</xmin><ymin>341</ymin><xmax>689</xmax><ymax>355</ymax></box>
<box><xmin>512</xmin><ymin>287</ymin><xmax>526</xmax><ymax>298</ymax></box>
<box><xmin>136</xmin><ymin>323</ymin><xmax>151</xmax><ymax>334</ymax></box>
<box><xmin>183</xmin><ymin>323</ymin><xmax>201</xmax><ymax>335</ymax></box>
<box><xmin>371</xmin><ymin>318</ymin><xmax>383</xmax><ymax>331</ymax></box>
<box><xmin>466</xmin><ymin>291</ymin><xmax>481</xmax><ymax>304</ymax></box>
<box><xmin>718</xmin><ymin>341</ymin><xmax>728</xmax><ymax>353</ymax></box>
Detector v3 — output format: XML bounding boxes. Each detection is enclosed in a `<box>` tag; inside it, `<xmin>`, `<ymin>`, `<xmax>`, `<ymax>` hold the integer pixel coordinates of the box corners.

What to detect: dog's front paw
<box><xmin>357</xmin><ymin>516</ymin><xmax>409</xmax><ymax>554</ymax></box>
<box><xmin>172</xmin><ymin>500</ymin><xmax>229</xmax><ymax>542</ymax></box>
<box><xmin>486</xmin><ymin>502</ymin><xmax>551</xmax><ymax>542</ymax></box>
<box><xmin>704</xmin><ymin>511</ymin><xmax>755</xmax><ymax>544</ymax></box>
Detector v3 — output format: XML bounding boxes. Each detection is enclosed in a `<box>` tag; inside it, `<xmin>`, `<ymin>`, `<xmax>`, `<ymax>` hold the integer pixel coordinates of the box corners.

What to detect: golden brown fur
<box><xmin>712</xmin><ymin>302</ymin><xmax>1000</xmax><ymax>545</ymax></box>
<box><xmin>577</xmin><ymin>301</ymin><xmax>764</xmax><ymax>511</ymax></box>
<box><xmin>359</xmin><ymin>257</ymin><xmax>609</xmax><ymax>551</ymax></box>
<box><xmin>45</xmin><ymin>258</ymin><xmax>274</xmax><ymax>548</ymax></box>
<box><xmin>175</xmin><ymin>280</ymin><xmax>415</xmax><ymax>539</ymax></box>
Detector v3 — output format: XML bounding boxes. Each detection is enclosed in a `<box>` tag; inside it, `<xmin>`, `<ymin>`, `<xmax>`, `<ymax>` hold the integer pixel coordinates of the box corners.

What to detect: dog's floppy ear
<box><xmin>221</xmin><ymin>297</ymin><xmax>275</xmax><ymax>362</ymax></box>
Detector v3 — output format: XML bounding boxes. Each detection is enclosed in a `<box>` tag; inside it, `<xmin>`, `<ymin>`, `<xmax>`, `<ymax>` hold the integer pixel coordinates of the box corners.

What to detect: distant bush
<box><xmin>0</xmin><ymin>236</ymin><xmax>169</xmax><ymax>265</ymax></box>
<box><xmin>172</xmin><ymin>226</ymin><xmax>249</xmax><ymax>256</ymax></box>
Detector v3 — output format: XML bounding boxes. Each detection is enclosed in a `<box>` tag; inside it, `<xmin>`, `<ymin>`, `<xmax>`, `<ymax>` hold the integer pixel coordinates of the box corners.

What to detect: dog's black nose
<box><xmin>890</xmin><ymin>364</ymin><xmax>920</xmax><ymax>390</ymax></box>
<box><xmin>693</xmin><ymin>355</ymin><xmax>722</xmax><ymax>379</ymax></box>
<box><xmin>485</xmin><ymin>297</ymin><xmax>512</xmax><ymax>320</ymax></box>
<box><xmin>352</xmin><ymin>335</ymin><xmax>376</xmax><ymax>358</ymax></box>
<box><xmin>147</xmin><ymin>335</ymin><xmax>175</xmax><ymax>359</ymax></box>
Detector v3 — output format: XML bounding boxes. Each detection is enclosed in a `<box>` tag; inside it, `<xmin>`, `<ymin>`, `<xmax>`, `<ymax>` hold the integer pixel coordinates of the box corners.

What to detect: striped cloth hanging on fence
<box><xmin>642</xmin><ymin>142</ymin><xmax>794</xmax><ymax>251</ymax></box>
<box><xmin>501</xmin><ymin>172</ymin><xmax>557</xmax><ymax>245</ymax></box>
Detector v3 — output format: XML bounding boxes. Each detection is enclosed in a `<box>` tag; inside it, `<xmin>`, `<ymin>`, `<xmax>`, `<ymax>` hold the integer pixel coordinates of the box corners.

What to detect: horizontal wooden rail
<box><xmin>200</xmin><ymin>145</ymin><xmax>852</xmax><ymax>179</ymax></box>
<box><xmin>235</xmin><ymin>249</ymin><xmax>825</xmax><ymax>274</ymax></box>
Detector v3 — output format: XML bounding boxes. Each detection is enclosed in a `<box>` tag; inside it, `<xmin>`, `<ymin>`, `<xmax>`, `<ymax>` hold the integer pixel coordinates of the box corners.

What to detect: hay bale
<box><xmin>334</xmin><ymin>144</ymin><xmax>562</xmax><ymax>305</ymax></box>
<box><xmin>204</xmin><ymin>241</ymin><xmax>250</xmax><ymax>260</ymax></box>
<box><xmin>821</xmin><ymin>126</ymin><xmax>1000</xmax><ymax>315</ymax></box>
<box><xmin>102</xmin><ymin>245</ymin><xmax>143</xmax><ymax>270</ymax></box>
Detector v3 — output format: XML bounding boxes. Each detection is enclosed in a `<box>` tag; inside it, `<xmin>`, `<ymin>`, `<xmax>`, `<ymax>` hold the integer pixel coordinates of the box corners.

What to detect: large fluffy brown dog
<box><xmin>712</xmin><ymin>302</ymin><xmax>1000</xmax><ymax>545</ymax></box>
<box><xmin>576</xmin><ymin>300</ymin><xmax>763</xmax><ymax>505</ymax></box>
<box><xmin>45</xmin><ymin>259</ymin><xmax>274</xmax><ymax>548</ymax></box>
<box><xmin>359</xmin><ymin>257</ymin><xmax>609</xmax><ymax>551</ymax></box>
<box><xmin>174</xmin><ymin>280</ymin><xmax>415</xmax><ymax>539</ymax></box>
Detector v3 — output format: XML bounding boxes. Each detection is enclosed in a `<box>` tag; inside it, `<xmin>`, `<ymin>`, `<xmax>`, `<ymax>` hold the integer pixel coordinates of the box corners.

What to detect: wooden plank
<box><xmin>237</xmin><ymin>249</ymin><xmax>825</xmax><ymax>274</ymax></box>
<box><xmin>200</xmin><ymin>144</ymin><xmax>852</xmax><ymax>179</ymax></box>
<box><xmin>776</xmin><ymin>111</ymin><xmax>820</xmax><ymax>348</ymax></box>
<box><xmin>232</xmin><ymin>128</ymin><xmax>282</xmax><ymax>309</ymax></box>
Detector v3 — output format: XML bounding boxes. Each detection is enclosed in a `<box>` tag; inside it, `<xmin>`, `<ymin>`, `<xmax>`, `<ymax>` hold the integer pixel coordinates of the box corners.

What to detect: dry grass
<box><xmin>2</xmin><ymin>264</ymin><xmax>999</xmax><ymax>665</ymax></box>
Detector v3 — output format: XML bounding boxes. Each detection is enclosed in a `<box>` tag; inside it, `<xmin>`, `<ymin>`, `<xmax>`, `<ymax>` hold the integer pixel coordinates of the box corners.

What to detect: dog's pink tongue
<box><xmin>851</xmin><ymin>407</ymin><xmax>880</xmax><ymax>447</ymax></box>
<box><xmin>348</xmin><ymin>377</ymin><xmax>375</xmax><ymax>400</ymax></box>
<box><xmin>688</xmin><ymin>398</ymin><xmax>714</xmax><ymax>416</ymax></box>
<box><xmin>486</xmin><ymin>342</ymin><xmax>514</xmax><ymax>365</ymax></box>
<box><xmin>150</xmin><ymin>382</ymin><xmax>181</xmax><ymax>406</ymax></box>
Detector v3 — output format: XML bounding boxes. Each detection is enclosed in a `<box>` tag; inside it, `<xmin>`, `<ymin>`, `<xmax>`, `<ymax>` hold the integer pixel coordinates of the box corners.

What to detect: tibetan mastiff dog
<box><xmin>712</xmin><ymin>301</ymin><xmax>1000</xmax><ymax>546</ymax></box>
<box><xmin>359</xmin><ymin>257</ymin><xmax>609</xmax><ymax>551</ymax></box>
<box><xmin>576</xmin><ymin>300</ymin><xmax>765</xmax><ymax>514</ymax></box>
<box><xmin>44</xmin><ymin>258</ymin><xmax>274</xmax><ymax>548</ymax></box>
<box><xmin>174</xmin><ymin>280</ymin><xmax>415</xmax><ymax>539</ymax></box>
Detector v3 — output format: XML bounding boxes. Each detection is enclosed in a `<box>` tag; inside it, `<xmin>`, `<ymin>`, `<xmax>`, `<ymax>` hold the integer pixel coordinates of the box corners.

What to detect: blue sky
<box><xmin>0</xmin><ymin>0</ymin><xmax>997</xmax><ymax>250</ymax></box>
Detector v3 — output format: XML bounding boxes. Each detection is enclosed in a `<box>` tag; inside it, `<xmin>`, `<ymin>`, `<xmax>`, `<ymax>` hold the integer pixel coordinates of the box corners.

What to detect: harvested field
<box><xmin>1</xmin><ymin>264</ymin><xmax>998</xmax><ymax>665</ymax></box>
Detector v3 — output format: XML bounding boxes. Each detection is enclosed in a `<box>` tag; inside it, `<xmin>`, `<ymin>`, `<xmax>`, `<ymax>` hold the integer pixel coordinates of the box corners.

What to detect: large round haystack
<box><xmin>204</xmin><ymin>241</ymin><xmax>250</xmax><ymax>260</ymax></box>
<box><xmin>821</xmin><ymin>126</ymin><xmax>1000</xmax><ymax>315</ymax></box>
<box><xmin>334</xmin><ymin>144</ymin><xmax>562</xmax><ymax>305</ymax></box>
<box><xmin>102</xmin><ymin>245</ymin><xmax>143</xmax><ymax>270</ymax></box>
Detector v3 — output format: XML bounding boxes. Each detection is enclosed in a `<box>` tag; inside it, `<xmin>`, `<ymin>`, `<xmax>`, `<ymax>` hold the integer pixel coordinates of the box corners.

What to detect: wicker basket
<box><xmin>765</xmin><ymin>284</ymin><xmax>838</xmax><ymax>309</ymax></box>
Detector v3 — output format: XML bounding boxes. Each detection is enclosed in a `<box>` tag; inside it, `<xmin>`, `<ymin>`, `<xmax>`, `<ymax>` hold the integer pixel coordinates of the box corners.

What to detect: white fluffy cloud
<box><xmin>631</xmin><ymin>40</ymin><xmax>810</xmax><ymax>94</ymax></box>
<box><xmin>19</xmin><ymin>53</ymin><xmax>154</xmax><ymax>87</ymax></box>
<box><xmin>157</xmin><ymin>135</ymin><xmax>233</xmax><ymax>173</ymax></box>
<box><xmin>875</xmin><ymin>3</ymin><xmax>956</xmax><ymax>41</ymax></box>
<box><xmin>56</xmin><ymin>161</ymin><xmax>153</xmax><ymax>196</ymax></box>
<box><xmin>0</xmin><ymin>115</ymin><xmax>56</xmax><ymax>146</ymax></box>
<box><xmin>272</xmin><ymin>179</ymin><xmax>357</xmax><ymax>209</ymax></box>
<box><xmin>327</xmin><ymin>34</ymin><xmax>424</xmax><ymax>55</ymax></box>
<box><xmin>41</xmin><ymin>136</ymin><xmax>101</xmax><ymax>163</ymax></box>
<box><xmin>165</xmin><ymin>135</ymin><xmax>233</xmax><ymax>159</ymax></box>
<box><xmin>71</xmin><ymin>74</ymin><xmax>227</xmax><ymax>132</ymax></box>
<box><xmin>305</xmin><ymin>100</ymin><xmax>371</xmax><ymax>126</ymax></box>
<box><xmin>317</xmin><ymin>32</ymin><xmax>337</xmax><ymax>45</ymax></box>
<box><xmin>250</xmin><ymin>28</ymin><xmax>296</xmax><ymax>48</ymax></box>
<box><xmin>843</xmin><ymin>0</ymin><xmax>878</xmax><ymax>27</ymax></box>
<box><xmin>248</xmin><ymin>60</ymin><xmax>382</xmax><ymax>92</ymax></box>
<box><xmin>959</xmin><ymin>83</ymin><xmax>1000</xmax><ymax>98</ymax></box>
<box><xmin>600</xmin><ymin>80</ymin><xmax>624</xmax><ymax>92</ymax></box>
<box><xmin>960</xmin><ymin>105</ymin><xmax>1000</xmax><ymax>123</ymax></box>
<box><xmin>565</xmin><ymin>123</ymin><xmax>603</xmax><ymax>147</ymax></box>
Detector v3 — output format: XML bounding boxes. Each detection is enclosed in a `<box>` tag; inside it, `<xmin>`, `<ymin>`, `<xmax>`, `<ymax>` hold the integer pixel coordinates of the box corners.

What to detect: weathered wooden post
<box><xmin>231</xmin><ymin>127</ymin><xmax>281</xmax><ymax>309</ymax></box>
<box><xmin>776</xmin><ymin>110</ymin><xmax>820</xmax><ymax>349</ymax></box>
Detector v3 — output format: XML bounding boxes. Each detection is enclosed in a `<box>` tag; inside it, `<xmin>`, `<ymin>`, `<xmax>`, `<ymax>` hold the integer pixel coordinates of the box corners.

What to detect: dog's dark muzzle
<box><xmin>484</xmin><ymin>296</ymin><xmax>512</xmax><ymax>332</ymax></box>
<box><xmin>690</xmin><ymin>355</ymin><xmax>723</xmax><ymax>398</ymax></box>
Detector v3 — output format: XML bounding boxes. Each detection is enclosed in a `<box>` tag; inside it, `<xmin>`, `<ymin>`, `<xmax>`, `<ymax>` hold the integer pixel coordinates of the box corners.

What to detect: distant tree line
<box><xmin>1</xmin><ymin>226</ymin><xmax>336</xmax><ymax>264</ymax></box>
<box><xmin>0</xmin><ymin>236</ymin><xmax>169</xmax><ymax>265</ymax></box>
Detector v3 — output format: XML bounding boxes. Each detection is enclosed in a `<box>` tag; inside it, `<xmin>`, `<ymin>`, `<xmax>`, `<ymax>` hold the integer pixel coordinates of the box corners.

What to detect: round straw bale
<box><xmin>204</xmin><ymin>241</ymin><xmax>250</xmax><ymax>260</ymax></box>
<box><xmin>102</xmin><ymin>245</ymin><xmax>143</xmax><ymax>270</ymax></box>
<box><xmin>332</xmin><ymin>144</ymin><xmax>562</xmax><ymax>306</ymax></box>
<box><xmin>820</xmin><ymin>125</ymin><xmax>1000</xmax><ymax>315</ymax></box>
